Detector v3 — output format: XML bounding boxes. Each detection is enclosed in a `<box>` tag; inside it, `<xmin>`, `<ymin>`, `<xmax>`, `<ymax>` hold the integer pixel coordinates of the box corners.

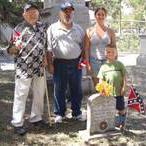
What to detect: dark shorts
<box><xmin>115</xmin><ymin>96</ymin><xmax>125</xmax><ymax>110</ymax></box>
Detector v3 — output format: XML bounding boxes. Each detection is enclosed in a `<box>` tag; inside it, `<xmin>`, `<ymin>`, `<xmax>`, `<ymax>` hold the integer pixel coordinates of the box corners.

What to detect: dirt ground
<box><xmin>0</xmin><ymin>71</ymin><xmax>146</xmax><ymax>146</ymax></box>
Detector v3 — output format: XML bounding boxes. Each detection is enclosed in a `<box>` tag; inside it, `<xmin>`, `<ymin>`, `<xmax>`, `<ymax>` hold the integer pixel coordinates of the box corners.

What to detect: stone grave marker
<box><xmin>87</xmin><ymin>93</ymin><xmax>116</xmax><ymax>134</ymax></box>
<box><xmin>0</xmin><ymin>48</ymin><xmax>14</xmax><ymax>70</ymax></box>
<box><xmin>137</xmin><ymin>34</ymin><xmax>146</xmax><ymax>66</ymax></box>
<box><xmin>79</xmin><ymin>93</ymin><xmax>121</xmax><ymax>141</ymax></box>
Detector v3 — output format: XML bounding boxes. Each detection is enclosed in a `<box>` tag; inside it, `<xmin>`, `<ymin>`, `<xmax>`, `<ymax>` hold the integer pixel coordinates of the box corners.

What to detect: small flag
<box><xmin>78</xmin><ymin>60</ymin><xmax>89</xmax><ymax>69</ymax></box>
<box><xmin>128</xmin><ymin>85</ymin><xmax>145</xmax><ymax>114</ymax></box>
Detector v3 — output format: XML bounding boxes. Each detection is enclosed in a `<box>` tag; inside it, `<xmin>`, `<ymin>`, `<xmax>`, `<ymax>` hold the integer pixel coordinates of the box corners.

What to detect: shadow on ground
<box><xmin>0</xmin><ymin>70</ymin><xmax>146</xmax><ymax>146</ymax></box>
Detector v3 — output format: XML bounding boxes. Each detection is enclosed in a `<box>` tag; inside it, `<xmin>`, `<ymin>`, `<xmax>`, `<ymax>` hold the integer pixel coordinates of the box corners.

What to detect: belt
<box><xmin>54</xmin><ymin>58</ymin><xmax>79</xmax><ymax>64</ymax></box>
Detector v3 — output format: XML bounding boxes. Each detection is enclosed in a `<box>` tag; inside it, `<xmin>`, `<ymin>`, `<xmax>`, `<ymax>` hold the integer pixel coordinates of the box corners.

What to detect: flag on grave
<box><xmin>128</xmin><ymin>85</ymin><xmax>145</xmax><ymax>114</ymax></box>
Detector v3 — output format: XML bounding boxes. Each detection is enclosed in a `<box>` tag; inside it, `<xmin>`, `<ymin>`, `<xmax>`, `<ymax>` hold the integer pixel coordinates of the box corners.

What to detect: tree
<box><xmin>91</xmin><ymin>0</ymin><xmax>122</xmax><ymax>20</ymax></box>
<box><xmin>0</xmin><ymin>0</ymin><xmax>43</xmax><ymax>26</ymax></box>
<box><xmin>91</xmin><ymin>0</ymin><xmax>146</xmax><ymax>22</ymax></box>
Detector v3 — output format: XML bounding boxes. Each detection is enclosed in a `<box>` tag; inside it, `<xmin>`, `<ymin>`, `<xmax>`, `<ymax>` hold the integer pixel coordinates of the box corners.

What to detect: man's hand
<box><xmin>46</xmin><ymin>52</ymin><xmax>54</xmax><ymax>74</ymax></box>
<box><xmin>48</xmin><ymin>63</ymin><xmax>54</xmax><ymax>74</ymax></box>
<box><xmin>7</xmin><ymin>45</ymin><xmax>19</xmax><ymax>55</ymax></box>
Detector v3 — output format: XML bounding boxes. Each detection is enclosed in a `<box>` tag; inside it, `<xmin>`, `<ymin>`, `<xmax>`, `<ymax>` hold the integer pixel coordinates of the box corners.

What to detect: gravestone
<box><xmin>79</xmin><ymin>93</ymin><xmax>120</xmax><ymax>141</ymax></box>
<box><xmin>127</xmin><ymin>34</ymin><xmax>146</xmax><ymax>96</ymax></box>
<box><xmin>137</xmin><ymin>34</ymin><xmax>146</xmax><ymax>66</ymax></box>
<box><xmin>87</xmin><ymin>93</ymin><xmax>116</xmax><ymax>134</ymax></box>
<box><xmin>0</xmin><ymin>48</ymin><xmax>14</xmax><ymax>70</ymax></box>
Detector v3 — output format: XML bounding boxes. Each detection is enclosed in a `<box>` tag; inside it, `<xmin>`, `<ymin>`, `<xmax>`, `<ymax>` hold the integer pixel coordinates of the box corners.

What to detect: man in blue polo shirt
<box><xmin>47</xmin><ymin>2</ymin><xmax>85</xmax><ymax>123</ymax></box>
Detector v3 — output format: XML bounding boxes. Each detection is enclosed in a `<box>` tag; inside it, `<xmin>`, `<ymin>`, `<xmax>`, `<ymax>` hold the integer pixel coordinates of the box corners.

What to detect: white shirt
<box><xmin>90</xmin><ymin>31</ymin><xmax>111</xmax><ymax>60</ymax></box>
<box><xmin>47</xmin><ymin>21</ymin><xmax>85</xmax><ymax>59</ymax></box>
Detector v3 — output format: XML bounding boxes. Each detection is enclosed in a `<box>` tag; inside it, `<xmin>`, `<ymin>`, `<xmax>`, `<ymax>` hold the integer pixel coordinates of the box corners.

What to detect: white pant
<box><xmin>11</xmin><ymin>76</ymin><xmax>45</xmax><ymax>127</ymax></box>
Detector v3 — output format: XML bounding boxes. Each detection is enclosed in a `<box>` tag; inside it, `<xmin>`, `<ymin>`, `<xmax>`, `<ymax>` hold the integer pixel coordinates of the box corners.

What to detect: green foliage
<box><xmin>0</xmin><ymin>0</ymin><xmax>24</xmax><ymax>26</ymax></box>
<box><xmin>129</xmin><ymin>0</ymin><xmax>146</xmax><ymax>21</ymax></box>
<box><xmin>91</xmin><ymin>0</ymin><xmax>146</xmax><ymax>21</ymax></box>
<box><xmin>117</xmin><ymin>34</ymin><xmax>140</xmax><ymax>53</ymax></box>
<box><xmin>0</xmin><ymin>0</ymin><xmax>43</xmax><ymax>26</ymax></box>
<box><xmin>91</xmin><ymin>0</ymin><xmax>121</xmax><ymax>19</ymax></box>
<box><xmin>90</xmin><ymin>0</ymin><xmax>145</xmax><ymax>52</ymax></box>
<box><xmin>0</xmin><ymin>0</ymin><xmax>11</xmax><ymax>22</ymax></box>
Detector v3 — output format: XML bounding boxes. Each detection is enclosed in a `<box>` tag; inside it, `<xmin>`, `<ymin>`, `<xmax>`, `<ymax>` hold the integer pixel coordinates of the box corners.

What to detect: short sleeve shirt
<box><xmin>47</xmin><ymin>21</ymin><xmax>85</xmax><ymax>59</ymax></box>
<box><xmin>11</xmin><ymin>21</ymin><xmax>47</xmax><ymax>79</ymax></box>
<box><xmin>98</xmin><ymin>60</ymin><xmax>126</xmax><ymax>96</ymax></box>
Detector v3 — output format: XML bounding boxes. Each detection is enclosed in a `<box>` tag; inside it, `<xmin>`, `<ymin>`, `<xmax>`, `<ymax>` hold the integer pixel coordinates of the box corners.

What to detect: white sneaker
<box><xmin>73</xmin><ymin>114</ymin><xmax>87</xmax><ymax>121</ymax></box>
<box><xmin>55</xmin><ymin>115</ymin><xmax>63</xmax><ymax>123</ymax></box>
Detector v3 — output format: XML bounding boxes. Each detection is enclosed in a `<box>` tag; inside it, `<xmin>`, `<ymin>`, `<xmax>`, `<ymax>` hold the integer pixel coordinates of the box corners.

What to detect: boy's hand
<box><xmin>93</xmin><ymin>77</ymin><xmax>99</xmax><ymax>87</ymax></box>
<box><xmin>120</xmin><ymin>88</ymin><xmax>125</xmax><ymax>96</ymax></box>
<box><xmin>101</xmin><ymin>88</ymin><xmax>106</xmax><ymax>96</ymax></box>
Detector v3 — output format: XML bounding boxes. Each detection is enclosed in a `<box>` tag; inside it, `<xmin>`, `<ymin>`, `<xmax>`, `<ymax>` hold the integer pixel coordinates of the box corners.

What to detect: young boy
<box><xmin>97</xmin><ymin>44</ymin><xmax>127</xmax><ymax>129</ymax></box>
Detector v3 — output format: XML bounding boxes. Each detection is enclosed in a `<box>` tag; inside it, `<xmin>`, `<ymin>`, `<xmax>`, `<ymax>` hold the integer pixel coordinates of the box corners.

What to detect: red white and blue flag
<box><xmin>128</xmin><ymin>85</ymin><xmax>145</xmax><ymax>114</ymax></box>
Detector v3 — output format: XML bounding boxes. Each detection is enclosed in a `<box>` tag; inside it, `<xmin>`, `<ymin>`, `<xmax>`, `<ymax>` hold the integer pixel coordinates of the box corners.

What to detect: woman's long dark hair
<box><xmin>94</xmin><ymin>7</ymin><xmax>107</xmax><ymax>16</ymax></box>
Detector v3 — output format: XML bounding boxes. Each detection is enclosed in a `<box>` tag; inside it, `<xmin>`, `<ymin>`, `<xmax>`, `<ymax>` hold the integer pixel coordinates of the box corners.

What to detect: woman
<box><xmin>84</xmin><ymin>7</ymin><xmax>117</xmax><ymax>86</ymax></box>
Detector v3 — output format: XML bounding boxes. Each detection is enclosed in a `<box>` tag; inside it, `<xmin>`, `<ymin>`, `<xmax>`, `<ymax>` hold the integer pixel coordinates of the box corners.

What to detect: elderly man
<box><xmin>47</xmin><ymin>2</ymin><xmax>85</xmax><ymax>123</ymax></box>
<box><xmin>7</xmin><ymin>2</ymin><xmax>47</xmax><ymax>135</ymax></box>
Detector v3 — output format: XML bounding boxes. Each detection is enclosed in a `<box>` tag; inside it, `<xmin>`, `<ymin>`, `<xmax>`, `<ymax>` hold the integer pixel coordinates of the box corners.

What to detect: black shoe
<box><xmin>14</xmin><ymin>126</ymin><xmax>27</xmax><ymax>135</ymax></box>
<box><xmin>32</xmin><ymin>120</ymin><xmax>48</xmax><ymax>127</ymax></box>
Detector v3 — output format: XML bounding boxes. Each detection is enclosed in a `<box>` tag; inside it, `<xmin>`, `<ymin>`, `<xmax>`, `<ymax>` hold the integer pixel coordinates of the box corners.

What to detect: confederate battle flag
<box><xmin>128</xmin><ymin>85</ymin><xmax>145</xmax><ymax>114</ymax></box>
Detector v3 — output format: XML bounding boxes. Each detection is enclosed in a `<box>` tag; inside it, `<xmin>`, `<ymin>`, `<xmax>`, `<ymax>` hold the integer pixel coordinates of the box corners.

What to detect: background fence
<box><xmin>109</xmin><ymin>20</ymin><xmax>146</xmax><ymax>53</ymax></box>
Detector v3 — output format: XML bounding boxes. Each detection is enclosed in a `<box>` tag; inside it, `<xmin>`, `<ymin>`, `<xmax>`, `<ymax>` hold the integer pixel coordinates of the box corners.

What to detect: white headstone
<box><xmin>137</xmin><ymin>34</ymin><xmax>146</xmax><ymax>66</ymax></box>
<box><xmin>139</xmin><ymin>34</ymin><xmax>146</xmax><ymax>54</ymax></box>
<box><xmin>87</xmin><ymin>93</ymin><xmax>116</xmax><ymax>134</ymax></box>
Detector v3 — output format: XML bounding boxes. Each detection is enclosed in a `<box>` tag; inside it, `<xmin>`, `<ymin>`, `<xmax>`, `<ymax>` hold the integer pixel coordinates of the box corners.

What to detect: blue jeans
<box><xmin>90</xmin><ymin>56</ymin><xmax>106</xmax><ymax>75</ymax></box>
<box><xmin>53</xmin><ymin>58</ymin><xmax>83</xmax><ymax>117</ymax></box>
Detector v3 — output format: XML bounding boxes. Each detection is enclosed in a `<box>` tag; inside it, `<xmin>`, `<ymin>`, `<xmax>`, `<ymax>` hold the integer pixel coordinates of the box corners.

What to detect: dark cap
<box><xmin>60</xmin><ymin>2</ymin><xmax>74</xmax><ymax>11</ymax></box>
<box><xmin>23</xmin><ymin>2</ymin><xmax>38</xmax><ymax>12</ymax></box>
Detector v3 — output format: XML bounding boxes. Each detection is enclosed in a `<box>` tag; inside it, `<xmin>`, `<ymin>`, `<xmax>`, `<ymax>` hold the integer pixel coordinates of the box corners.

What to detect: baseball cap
<box><xmin>23</xmin><ymin>2</ymin><xmax>38</xmax><ymax>12</ymax></box>
<box><xmin>60</xmin><ymin>2</ymin><xmax>74</xmax><ymax>11</ymax></box>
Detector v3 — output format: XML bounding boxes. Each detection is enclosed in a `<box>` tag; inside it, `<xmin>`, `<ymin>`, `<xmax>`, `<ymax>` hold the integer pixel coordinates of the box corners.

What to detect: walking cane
<box><xmin>44</xmin><ymin>68</ymin><xmax>52</xmax><ymax>126</ymax></box>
